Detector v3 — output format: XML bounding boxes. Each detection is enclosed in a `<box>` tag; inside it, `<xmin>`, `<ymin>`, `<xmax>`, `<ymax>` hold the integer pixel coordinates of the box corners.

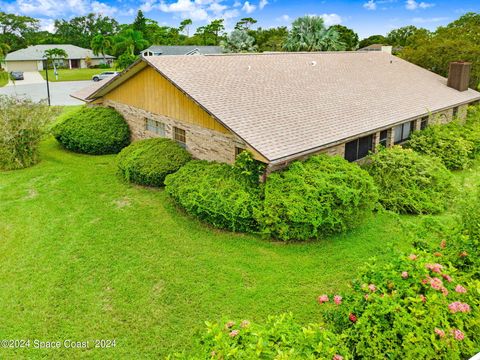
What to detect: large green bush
<box><xmin>463</xmin><ymin>105</ymin><xmax>480</xmax><ymax>157</ymax></box>
<box><xmin>52</xmin><ymin>106</ymin><xmax>130</xmax><ymax>155</ymax></box>
<box><xmin>164</xmin><ymin>161</ymin><xmax>262</xmax><ymax>232</ymax></box>
<box><xmin>117</xmin><ymin>138</ymin><xmax>191</xmax><ymax>187</ymax></box>
<box><xmin>364</xmin><ymin>146</ymin><xmax>453</xmax><ymax>214</ymax></box>
<box><xmin>0</xmin><ymin>96</ymin><xmax>60</xmax><ymax>170</ymax></box>
<box><xmin>258</xmin><ymin>155</ymin><xmax>378</xmax><ymax>241</ymax></box>
<box><xmin>407</xmin><ymin>121</ymin><xmax>473</xmax><ymax>170</ymax></box>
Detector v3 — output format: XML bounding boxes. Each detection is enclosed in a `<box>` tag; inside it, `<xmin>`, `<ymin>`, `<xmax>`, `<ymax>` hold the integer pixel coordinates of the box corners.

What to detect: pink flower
<box><xmin>448</xmin><ymin>302</ymin><xmax>471</xmax><ymax>313</ymax></box>
<box><xmin>317</xmin><ymin>295</ymin><xmax>329</xmax><ymax>304</ymax></box>
<box><xmin>368</xmin><ymin>284</ymin><xmax>377</xmax><ymax>292</ymax></box>
<box><xmin>429</xmin><ymin>277</ymin><xmax>443</xmax><ymax>290</ymax></box>
<box><xmin>451</xmin><ymin>329</ymin><xmax>465</xmax><ymax>341</ymax></box>
<box><xmin>426</xmin><ymin>263</ymin><xmax>443</xmax><ymax>273</ymax></box>
<box><xmin>440</xmin><ymin>240</ymin><xmax>447</xmax><ymax>249</ymax></box>
<box><xmin>333</xmin><ymin>355</ymin><xmax>344</xmax><ymax>360</ymax></box>
<box><xmin>240</xmin><ymin>320</ymin><xmax>250</xmax><ymax>328</ymax></box>
<box><xmin>333</xmin><ymin>295</ymin><xmax>342</xmax><ymax>305</ymax></box>
<box><xmin>225</xmin><ymin>321</ymin><xmax>235</xmax><ymax>329</ymax></box>
<box><xmin>364</xmin><ymin>294</ymin><xmax>369</xmax><ymax>300</ymax></box>
<box><xmin>349</xmin><ymin>313</ymin><xmax>357</xmax><ymax>323</ymax></box>
<box><xmin>422</xmin><ymin>278</ymin><xmax>429</xmax><ymax>285</ymax></box>
<box><xmin>408</xmin><ymin>254</ymin><xmax>418</xmax><ymax>260</ymax></box>
<box><xmin>401</xmin><ymin>271</ymin><xmax>409</xmax><ymax>279</ymax></box>
<box><xmin>441</xmin><ymin>273</ymin><xmax>452</xmax><ymax>283</ymax></box>
<box><xmin>229</xmin><ymin>330</ymin><xmax>240</xmax><ymax>338</ymax></box>
<box><xmin>419</xmin><ymin>294</ymin><xmax>427</xmax><ymax>303</ymax></box>
<box><xmin>435</xmin><ymin>328</ymin><xmax>445</xmax><ymax>338</ymax></box>
<box><xmin>455</xmin><ymin>285</ymin><xmax>467</xmax><ymax>293</ymax></box>
<box><xmin>441</xmin><ymin>287</ymin><xmax>449</xmax><ymax>297</ymax></box>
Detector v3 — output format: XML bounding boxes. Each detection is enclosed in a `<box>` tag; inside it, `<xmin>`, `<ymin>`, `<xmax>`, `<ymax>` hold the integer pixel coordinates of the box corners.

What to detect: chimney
<box><xmin>447</xmin><ymin>62</ymin><xmax>471</xmax><ymax>92</ymax></box>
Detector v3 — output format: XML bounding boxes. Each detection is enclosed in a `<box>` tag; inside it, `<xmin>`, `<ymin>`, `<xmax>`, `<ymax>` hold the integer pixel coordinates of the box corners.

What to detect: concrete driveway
<box><xmin>7</xmin><ymin>71</ymin><xmax>45</xmax><ymax>86</ymax></box>
<box><xmin>0</xmin><ymin>80</ymin><xmax>90</xmax><ymax>106</ymax></box>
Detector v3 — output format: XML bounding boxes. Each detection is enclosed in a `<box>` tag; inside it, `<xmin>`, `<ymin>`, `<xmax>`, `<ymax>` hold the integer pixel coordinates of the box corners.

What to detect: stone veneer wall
<box><xmin>103</xmin><ymin>99</ymin><xmax>246</xmax><ymax>164</ymax></box>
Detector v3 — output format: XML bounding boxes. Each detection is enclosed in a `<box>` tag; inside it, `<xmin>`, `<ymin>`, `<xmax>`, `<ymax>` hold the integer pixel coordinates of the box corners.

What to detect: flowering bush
<box><xmin>183</xmin><ymin>313</ymin><xmax>351</xmax><ymax>359</ymax></box>
<box><xmin>364</xmin><ymin>146</ymin><xmax>454</xmax><ymax>214</ymax></box>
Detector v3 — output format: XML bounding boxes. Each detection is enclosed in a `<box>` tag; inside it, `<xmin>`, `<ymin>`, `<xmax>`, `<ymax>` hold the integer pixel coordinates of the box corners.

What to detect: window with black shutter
<box><xmin>379</xmin><ymin>130</ymin><xmax>388</xmax><ymax>147</ymax></box>
<box><xmin>420</xmin><ymin>116</ymin><xmax>428</xmax><ymax>130</ymax></box>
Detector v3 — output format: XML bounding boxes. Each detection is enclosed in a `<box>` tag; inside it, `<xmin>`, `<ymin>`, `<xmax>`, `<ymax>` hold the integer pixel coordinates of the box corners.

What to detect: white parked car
<box><xmin>92</xmin><ymin>71</ymin><xmax>119</xmax><ymax>82</ymax></box>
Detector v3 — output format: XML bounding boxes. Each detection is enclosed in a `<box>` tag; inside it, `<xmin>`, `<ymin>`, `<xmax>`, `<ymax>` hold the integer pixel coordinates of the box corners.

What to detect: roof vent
<box><xmin>310</xmin><ymin>61</ymin><xmax>317</xmax><ymax>66</ymax></box>
<box><xmin>447</xmin><ymin>61</ymin><xmax>471</xmax><ymax>92</ymax></box>
<box><xmin>247</xmin><ymin>65</ymin><xmax>251</xmax><ymax>71</ymax></box>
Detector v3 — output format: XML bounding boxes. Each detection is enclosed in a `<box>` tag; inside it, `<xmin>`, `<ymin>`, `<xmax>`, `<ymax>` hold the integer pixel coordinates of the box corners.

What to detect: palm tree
<box><xmin>43</xmin><ymin>48</ymin><xmax>68</xmax><ymax>80</ymax></box>
<box><xmin>91</xmin><ymin>34</ymin><xmax>112</xmax><ymax>64</ymax></box>
<box><xmin>179</xmin><ymin>19</ymin><xmax>192</xmax><ymax>37</ymax></box>
<box><xmin>283</xmin><ymin>16</ymin><xmax>346</xmax><ymax>51</ymax></box>
<box><xmin>0</xmin><ymin>43</ymin><xmax>10</xmax><ymax>69</ymax></box>
<box><xmin>114</xmin><ymin>29</ymin><xmax>149</xmax><ymax>56</ymax></box>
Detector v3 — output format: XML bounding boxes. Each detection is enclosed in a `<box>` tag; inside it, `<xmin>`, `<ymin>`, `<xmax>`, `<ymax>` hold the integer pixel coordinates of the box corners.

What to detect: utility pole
<box><xmin>45</xmin><ymin>59</ymin><xmax>51</xmax><ymax>106</ymax></box>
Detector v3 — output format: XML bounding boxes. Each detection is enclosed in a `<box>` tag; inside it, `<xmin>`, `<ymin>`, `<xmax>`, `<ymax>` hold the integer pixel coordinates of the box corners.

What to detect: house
<box><xmin>5</xmin><ymin>44</ymin><xmax>115</xmax><ymax>72</ymax></box>
<box><xmin>71</xmin><ymin>52</ymin><xmax>480</xmax><ymax>172</ymax></box>
<box><xmin>358</xmin><ymin>44</ymin><xmax>394</xmax><ymax>53</ymax></box>
<box><xmin>140</xmin><ymin>45</ymin><xmax>223</xmax><ymax>57</ymax></box>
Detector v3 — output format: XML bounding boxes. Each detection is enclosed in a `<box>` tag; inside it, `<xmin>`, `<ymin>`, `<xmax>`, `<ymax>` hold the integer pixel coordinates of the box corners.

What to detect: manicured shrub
<box><xmin>164</xmin><ymin>161</ymin><xmax>262</xmax><ymax>232</ymax></box>
<box><xmin>0</xmin><ymin>96</ymin><xmax>60</xmax><ymax>170</ymax></box>
<box><xmin>185</xmin><ymin>313</ymin><xmax>350</xmax><ymax>359</ymax></box>
<box><xmin>52</xmin><ymin>106</ymin><xmax>130</xmax><ymax>155</ymax></box>
<box><xmin>407</xmin><ymin>122</ymin><xmax>473</xmax><ymax>170</ymax></box>
<box><xmin>364</xmin><ymin>146</ymin><xmax>453</xmax><ymax>214</ymax></box>
<box><xmin>258</xmin><ymin>155</ymin><xmax>378</xmax><ymax>241</ymax></box>
<box><xmin>117</xmin><ymin>138</ymin><xmax>191</xmax><ymax>187</ymax></box>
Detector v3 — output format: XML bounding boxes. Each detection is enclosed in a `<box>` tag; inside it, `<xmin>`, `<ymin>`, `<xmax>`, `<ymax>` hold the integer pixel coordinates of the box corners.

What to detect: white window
<box><xmin>145</xmin><ymin>119</ymin><xmax>165</xmax><ymax>136</ymax></box>
<box><xmin>394</xmin><ymin>121</ymin><xmax>414</xmax><ymax>144</ymax></box>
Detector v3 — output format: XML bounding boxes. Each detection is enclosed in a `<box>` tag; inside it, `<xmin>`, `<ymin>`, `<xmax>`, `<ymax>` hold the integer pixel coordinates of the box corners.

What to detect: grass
<box><xmin>0</xmin><ymin>71</ymin><xmax>9</xmax><ymax>87</ymax></box>
<box><xmin>39</xmin><ymin>68</ymin><xmax>114</xmax><ymax>82</ymax></box>
<box><xmin>0</xmin><ymin>138</ymin><xmax>478</xmax><ymax>359</ymax></box>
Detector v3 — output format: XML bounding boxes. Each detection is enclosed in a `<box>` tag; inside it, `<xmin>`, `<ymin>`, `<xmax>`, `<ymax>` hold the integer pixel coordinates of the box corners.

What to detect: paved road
<box><xmin>0</xmin><ymin>80</ymin><xmax>90</xmax><ymax>106</ymax></box>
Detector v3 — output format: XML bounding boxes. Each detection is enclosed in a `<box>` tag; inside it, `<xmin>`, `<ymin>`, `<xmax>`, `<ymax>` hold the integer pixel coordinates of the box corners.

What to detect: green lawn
<box><xmin>0</xmin><ymin>71</ymin><xmax>9</xmax><ymax>87</ymax></box>
<box><xmin>39</xmin><ymin>68</ymin><xmax>112</xmax><ymax>82</ymax></box>
<box><xmin>0</xmin><ymin>138</ymin><xmax>477</xmax><ymax>359</ymax></box>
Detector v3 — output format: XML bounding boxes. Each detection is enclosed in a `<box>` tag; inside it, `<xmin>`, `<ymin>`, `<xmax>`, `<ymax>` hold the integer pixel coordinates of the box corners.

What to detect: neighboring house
<box><xmin>141</xmin><ymin>45</ymin><xmax>223</xmax><ymax>57</ymax></box>
<box><xmin>72</xmin><ymin>53</ymin><xmax>480</xmax><ymax>172</ymax></box>
<box><xmin>5</xmin><ymin>44</ymin><xmax>115</xmax><ymax>72</ymax></box>
<box><xmin>358</xmin><ymin>44</ymin><xmax>394</xmax><ymax>53</ymax></box>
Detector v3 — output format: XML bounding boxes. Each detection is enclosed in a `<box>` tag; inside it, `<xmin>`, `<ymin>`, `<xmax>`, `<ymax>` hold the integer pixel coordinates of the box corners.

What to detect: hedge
<box><xmin>257</xmin><ymin>155</ymin><xmax>379</xmax><ymax>241</ymax></box>
<box><xmin>117</xmin><ymin>138</ymin><xmax>191</xmax><ymax>187</ymax></box>
<box><xmin>52</xmin><ymin>106</ymin><xmax>130</xmax><ymax>155</ymax></box>
<box><xmin>364</xmin><ymin>146</ymin><xmax>454</xmax><ymax>214</ymax></box>
<box><xmin>164</xmin><ymin>161</ymin><xmax>262</xmax><ymax>232</ymax></box>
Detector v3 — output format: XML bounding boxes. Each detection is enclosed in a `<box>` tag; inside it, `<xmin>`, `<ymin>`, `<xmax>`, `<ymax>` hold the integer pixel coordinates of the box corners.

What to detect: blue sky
<box><xmin>1</xmin><ymin>0</ymin><xmax>479</xmax><ymax>38</ymax></box>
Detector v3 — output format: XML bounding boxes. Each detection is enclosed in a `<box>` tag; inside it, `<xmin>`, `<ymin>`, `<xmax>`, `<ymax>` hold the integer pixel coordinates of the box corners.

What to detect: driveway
<box><xmin>7</xmin><ymin>71</ymin><xmax>45</xmax><ymax>86</ymax></box>
<box><xmin>0</xmin><ymin>80</ymin><xmax>91</xmax><ymax>106</ymax></box>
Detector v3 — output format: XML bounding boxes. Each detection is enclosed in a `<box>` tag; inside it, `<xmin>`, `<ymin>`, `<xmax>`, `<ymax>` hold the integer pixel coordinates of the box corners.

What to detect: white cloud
<box><xmin>208</xmin><ymin>2</ymin><xmax>227</xmax><ymax>13</ymax></box>
<box><xmin>406</xmin><ymin>0</ymin><xmax>435</xmax><ymax>10</ymax></box>
<box><xmin>233</xmin><ymin>0</ymin><xmax>241</xmax><ymax>6</ymax></box>
<box><xmin>140</xmin><ymin>0</ymin><xmax>155</xmax><ymax>12</ymax></box>
<box><xmin>39</xmin><ymin>17</ymin><xmax>55</xmax><ymax>32</ymax></box>
<box><xmin>363</xmin><ymin>0</ymin><xmax>377</xmax><ymax>10</ymax></box>
<box><xmin>412</xmin><ymin>16</ymin><xmax>448</xmax><ymax>23</ymax></box>
<box><xmin>259</xmin><ymin>0</ymin><xmax>267</xmax><ymax>10</ymax></box>
<box><xmin>91</xmin><ymin>1</ymin><xmax>118</xmax><ymax>16</ymax></box>
<box><xmin>242</xmin><ymin>1</ymin><xmax>256</xmax><ymax>14</ymax></box>
<box><xmin>276</xmin><ymin>14</ymin><xmax>290</xmax><ymax>22</ymax></box>
<box><xmin>159</xmin><ymin>0</ymin><xmax>209</xmax><ymax>20</ymax></box>
<box><xmin>320</xmin><ymin>13</ymin><xmax>342</xmax><ymax>26</ymax></box>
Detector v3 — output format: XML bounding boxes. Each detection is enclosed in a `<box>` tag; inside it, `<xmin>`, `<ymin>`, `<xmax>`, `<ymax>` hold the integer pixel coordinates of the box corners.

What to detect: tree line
<box><xmin>0</xmin><ymin>10</ymin><xmax>478</xmax><ymax>88</ymax></box>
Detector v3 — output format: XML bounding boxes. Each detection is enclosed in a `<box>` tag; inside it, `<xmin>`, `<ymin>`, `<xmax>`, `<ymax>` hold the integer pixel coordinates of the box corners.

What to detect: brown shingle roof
<box><xmin>83</xmin><ymin>52</ymin><xmax>480</xmax><ymax>162</ymax></box>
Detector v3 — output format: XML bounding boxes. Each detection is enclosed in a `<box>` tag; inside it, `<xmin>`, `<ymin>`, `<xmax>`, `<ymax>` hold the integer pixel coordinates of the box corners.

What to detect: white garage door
<box><xmin>6</xmin><ymin>61</ymin><xmax>39</xmax><ymax>72</ymax></box>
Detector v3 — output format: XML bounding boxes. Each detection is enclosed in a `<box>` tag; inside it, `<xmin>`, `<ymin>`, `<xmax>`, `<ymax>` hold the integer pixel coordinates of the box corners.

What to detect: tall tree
<box><xmin>249</xmin><ymin>26</ymin><xmax>288</xmax><ymax>52</ymax></box>
<box><xmin>283</xmin><ymin>16</ymin><xmax>346</xmax><ymax>52</ymax></box>
<box><xmin>91</xmin><ymin>34</ymin><xmax>113</xmax><ymax>63</ymax></box>
<box><xmin>221</xmin><ymin>29</ymin><xmax>257</xmax><ymax>53</ymax></box>
<box><xmin>114</xmin><ymin>28</ymin><xmax>149</xmax><ymax>56</ymax></box>
<box><xmin>0</xmin><ymin>12</ymin><xmax>39</xmax><ymax>51</ymax></box>
<box><xmin>358</xmin><ymin>34</ymin><xmax>387</xmax><ymax>49</ymax></box>
<box><xmin>54</xmin><ymin>13</ymin><xmax>119</xmax><ymax>49</ymax></box>
<box><xmin>205</xmin><ymin>19</ymin><xmax>225</xmax><ymax>45</ymax></box>
<box><xmin>235</xmin><ymin>17</ymin><xmax>257</xmax><ymax>31</ymax></box>
<box><xmin>0</xmin><ymin>42</ymin><xmax>10</xmax><ymax>58</ymax></box>
<box><xmin>386</xmin><ymin>25</ymin><xmax>429</xmax><ymax>47</ymax></box>
<box><xmin>43</xmin><ymin>48</ymin><xmax>68</xmax><ymax>80</ymax></box>
<box><xmin>132</xmin><ymin>10</ymin><xmax>147</xmax><ymax>35</ymax></box>
<box><xmin>329</xmin><ymin>25</ymin><xmax>359</xmax><ymax>50</ymax></box>
<box><xmin>194</xmin><ymin>26</ymin><xmax>208</xmax><ymax>45</ymax></box>
<box><xmin>179</xmin><ymin>19</ymin><xmax>192</xmax><ymax>37</ymax></box>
